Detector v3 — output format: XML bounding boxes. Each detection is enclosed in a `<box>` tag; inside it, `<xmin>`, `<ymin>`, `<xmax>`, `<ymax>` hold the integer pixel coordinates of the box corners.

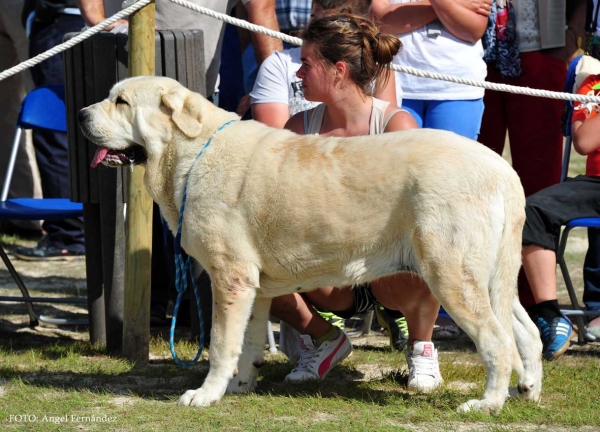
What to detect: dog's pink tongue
<box><xmin>91</xmin><ymin>147</ymin><xmax>110</xmax><ymax>168</ymax></box>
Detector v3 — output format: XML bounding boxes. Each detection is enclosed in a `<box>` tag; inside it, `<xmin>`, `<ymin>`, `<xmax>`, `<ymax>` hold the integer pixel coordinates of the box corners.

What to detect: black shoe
<box><xmin>150</xmin><ymin>303</ymin><xmax>168</xmax><ymax>327</ymax></box>
<box><xmin>375</xmin><ymin>307</ymin><xmax>409</xmax><ymax>351</ymax></box>
<box><xmin>13</xmin><ymin>237</ymin><xmax>85</xmax><ymax>261</ymax></box>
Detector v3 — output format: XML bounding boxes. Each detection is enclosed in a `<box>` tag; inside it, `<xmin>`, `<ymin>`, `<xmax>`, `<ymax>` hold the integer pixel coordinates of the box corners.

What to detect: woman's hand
<box><xmin>457</xmin><ymin>0</ymin><xmax>493</xmax><ymax>18</ymax></box>
<box><xmin>429</xmin><ymin>0</ymin><xmax>489</xmax><ymax>43</ymax></box>
<box><xmin>371</xmin><ymin>0</ymin><xmax>438</xmax><ymax>35</ymax></box>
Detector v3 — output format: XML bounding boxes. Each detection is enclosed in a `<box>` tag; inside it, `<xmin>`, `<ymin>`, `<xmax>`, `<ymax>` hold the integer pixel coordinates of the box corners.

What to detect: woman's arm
<box><xmin>383</xmin><ymin>106</ymin><xmax>419</xmax><ymax>132</ymax></box>
<box><xmin>573</xmin><ymin>114</ymin><xmax>600</xmax><ymax>155</ymax></box>
<box><xmin>243</xmin><ymin>0</ymin><xmax>283</xmax><ymax>66</ymax></box>
<box><xmin>252</xmin><ymin>103</ymin><xmax>291</xmax><ymax>128</ymax></box>
<box><xmin>284</xmin><ymin>111</ymin><xmax>306</xmax><ymax>134</ymax></box>
<box><xmin>76</xmin><ymin>0</ymin><xmax>128</xmax><ymax>30</ymax></box>
<box><xmin>371</xmin><ymin>0</ymin><xmax>437</xmax><ymax>35</ymax></box>
<box><xmin>429</xmin><ymin>0</ymin><xmax>490</xmax><ymax>43</ymax></box>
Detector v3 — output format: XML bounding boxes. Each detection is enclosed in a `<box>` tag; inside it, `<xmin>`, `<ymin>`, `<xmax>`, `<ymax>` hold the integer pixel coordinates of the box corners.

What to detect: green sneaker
<box><xmin>375</xmin><ymin>307</ymin><xmax>408</xmax><ymax>351</ymax></box>
<box><xmin>316</xmin><ymin>309</ymin><xmax>345</xmax><ymax>330</ymax></box>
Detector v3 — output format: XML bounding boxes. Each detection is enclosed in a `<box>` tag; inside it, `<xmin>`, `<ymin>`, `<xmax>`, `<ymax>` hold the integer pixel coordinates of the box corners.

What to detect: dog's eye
<box><xmin>115</xmin><ymin>96</ymin><xmax>129</xmax><ymax>106</ymax></box>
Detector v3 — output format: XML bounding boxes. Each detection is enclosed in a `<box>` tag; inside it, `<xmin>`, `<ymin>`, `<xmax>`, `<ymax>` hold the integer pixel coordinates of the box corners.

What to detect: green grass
<box><xmin>0</xmin><ymin>334</ymin><xmax>598</xmax><ymax>431</ymax></box>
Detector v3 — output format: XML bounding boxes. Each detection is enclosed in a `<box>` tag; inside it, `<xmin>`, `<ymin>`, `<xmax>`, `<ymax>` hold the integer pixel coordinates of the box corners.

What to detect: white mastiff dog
<box><xmin>79</xmin><ymin>76</ymin><xmax>543</xmax><ymax>413</ymax></box>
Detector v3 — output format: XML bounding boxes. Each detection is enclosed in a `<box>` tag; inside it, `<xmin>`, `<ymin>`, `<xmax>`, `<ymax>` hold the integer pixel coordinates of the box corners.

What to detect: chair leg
<box><xmin>557</xmin><ymin>227</ymin><xmax>587</xmax><ymax>344</ymax></box>
<box><xmin>0</xmin><ymin>244</ymin><xmax>39</xmax><ymax>327</ymax></box>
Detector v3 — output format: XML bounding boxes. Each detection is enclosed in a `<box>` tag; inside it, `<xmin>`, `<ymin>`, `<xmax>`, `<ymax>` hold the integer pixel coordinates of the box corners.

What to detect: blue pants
<box><xmin>401</xmin><ymin>98</ymin><xmax>485</xmax><ymax>140</ymax></box>
<box><xmin>29</xmin><ymin>14</ymin><xmax>85</xmax><ymax>253</ymax></box>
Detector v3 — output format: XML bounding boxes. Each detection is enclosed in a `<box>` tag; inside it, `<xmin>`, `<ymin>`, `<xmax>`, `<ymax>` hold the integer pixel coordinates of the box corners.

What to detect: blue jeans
<box><xmin>401</xmin><ymin>98</ymin><xmax>485</xmax><ymax>140</ymax></box>
<box><xmin>584</xmin><ymin>228</ymin><xmax>600</xmax><ymax>312</ymax></box>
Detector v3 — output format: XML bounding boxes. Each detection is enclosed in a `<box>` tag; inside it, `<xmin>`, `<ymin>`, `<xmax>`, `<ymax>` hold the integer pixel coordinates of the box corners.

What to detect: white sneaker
<box><xmin>285</xmin><ymin>330</ymin><xmax>352</xmax><ymax>383</ymax></box>
<box><xmin>405</xmin><ymin>341</ymin><xmax>443</xmax><ymax>393</ymax></box>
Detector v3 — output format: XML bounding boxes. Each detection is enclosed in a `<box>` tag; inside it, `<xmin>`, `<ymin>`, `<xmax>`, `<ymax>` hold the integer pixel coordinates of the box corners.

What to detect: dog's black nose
<box><xmin>78</xmin><ymin>109</ymin><xmax>88</xmax><ymax>123</ymax></box>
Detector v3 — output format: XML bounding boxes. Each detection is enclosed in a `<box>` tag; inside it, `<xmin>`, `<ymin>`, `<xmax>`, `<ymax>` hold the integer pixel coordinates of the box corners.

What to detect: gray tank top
<box><xmin>303</xmin><ymin>97</ymin><xmax>405</xmax><ymax>135</ymax></box>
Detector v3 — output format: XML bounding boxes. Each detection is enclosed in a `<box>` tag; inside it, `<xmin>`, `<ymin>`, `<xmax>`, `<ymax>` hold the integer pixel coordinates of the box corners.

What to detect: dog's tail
<box><xmin>488</xmin><ymin>177</ymin><xmax>526</xmax><ymax>366</ymax></box>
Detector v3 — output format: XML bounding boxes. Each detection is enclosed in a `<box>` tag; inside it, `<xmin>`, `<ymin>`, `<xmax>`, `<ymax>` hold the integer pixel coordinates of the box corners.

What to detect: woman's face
<box><xmin>296</xmin><ymin>43</ymin><xmax>334</xmax><ymax>102</ymax></box>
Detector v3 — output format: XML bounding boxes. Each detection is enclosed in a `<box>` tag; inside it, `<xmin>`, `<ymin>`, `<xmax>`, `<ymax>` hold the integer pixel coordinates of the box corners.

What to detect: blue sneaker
<box><xmin>535</xmin><ymin>316</ymin><xmax>573</xmax><ymax>361</ymax></box>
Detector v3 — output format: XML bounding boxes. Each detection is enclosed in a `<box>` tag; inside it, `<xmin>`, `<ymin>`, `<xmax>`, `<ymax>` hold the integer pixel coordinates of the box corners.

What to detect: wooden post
<box><xmin>122</xmin><ymin>1</ymin><xmax>155</xmax><ymax>364</ymax></box>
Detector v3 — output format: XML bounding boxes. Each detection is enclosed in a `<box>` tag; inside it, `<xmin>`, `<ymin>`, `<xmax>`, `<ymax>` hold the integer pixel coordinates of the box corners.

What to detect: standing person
<box><xmin>479</xmin><ymin>0</ymin><xmax>586</xmax><ymax>197</ymax></box>
<box><xmin>77</xmin><ymin>0</ymin><xmax>283</xmax><ymax>104</ymax></box>
<box><xmin>371</xmin><ymin>0</ymin><xmax>491</xmax><ymax>140</ymax></box>
<box><xmin>478</xmin><ymin>0</ymin><xmax>587</xmax><ymax>310</ymax></box>
<box><xmin>13</xmin><ymin>0</ymin><xmax>86</xmax><ymax>260</ymax></box>
<box><xmin>520</xmin><ymin>73</ymin><xmax>600</xmax><ymax>360</ymax></box>
<box><xmin>268</xmin><ymin>14</ymin><xmax>443</xmax><ymax>393</ymax></box>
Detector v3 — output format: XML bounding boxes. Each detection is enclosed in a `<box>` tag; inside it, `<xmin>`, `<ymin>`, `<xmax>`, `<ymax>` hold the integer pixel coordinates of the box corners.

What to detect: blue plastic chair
<box><xmin>556</xmin><ymin>55</ymin><xmax>600</xmax><ymax>343</ymax></box>
<box><xmin>0</xmin><ymin>85</ymin><xmax>86</xmax><ymax>327</ymax></box>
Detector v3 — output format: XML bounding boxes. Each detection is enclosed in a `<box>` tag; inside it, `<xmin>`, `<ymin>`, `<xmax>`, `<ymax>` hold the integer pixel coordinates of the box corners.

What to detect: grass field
<box><xmin>0</xmin><ymin>144</ymin><xmax>598</xmax><ymax>431</ymax></box>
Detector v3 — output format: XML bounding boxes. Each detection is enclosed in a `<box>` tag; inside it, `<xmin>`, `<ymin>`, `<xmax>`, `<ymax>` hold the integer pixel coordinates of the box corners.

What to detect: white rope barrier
<box><xmin>0</xmin><ymin>0</ymin><xmax>153</xmax><ymax>82</ymax></box>
<box><xmin>389</xmin><ymin>64</ymin><xmax>600</xmax><ymax>104</ymax></box>
<box><xmin>1</xmin><ymin>0</ymin><xmax>599</xmax><ymax>104</ymax></box>
<box><xmin>168</xmin><ymin>0</ymin><xmax>600</xmax><ymax>104</ymax></box>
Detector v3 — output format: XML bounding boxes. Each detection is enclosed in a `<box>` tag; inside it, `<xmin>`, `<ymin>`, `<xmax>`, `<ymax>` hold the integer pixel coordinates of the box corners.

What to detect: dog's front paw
<box><xmin>225</xmin><ymin>376</ymin><xmax>257</xmax><ymax>394</ymax></box>
<box><xmin>516</xmin><ymin>382</ymin><xmax>541</xmax><ymax>403</ymax></box>
<box><xmin>456</xmin><ymin>399</ymin><xmax>500</xmax><ymax>415</ymax></box>
<box><xmin>178</xmin><ymin>388</ymin><xmax>222</xmax><ymax>407</ymax></box>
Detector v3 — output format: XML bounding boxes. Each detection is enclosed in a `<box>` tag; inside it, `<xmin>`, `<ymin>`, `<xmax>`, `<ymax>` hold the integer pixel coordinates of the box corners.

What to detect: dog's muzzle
<box><xmin>90</xmin><ymin>145</ymin><xmax>147</xmax><ymax>168</ymax></box>
<box><xmin>78</xmin><ymin>108</ymin><xmax>148</xmax><ymax>168</ymax></box>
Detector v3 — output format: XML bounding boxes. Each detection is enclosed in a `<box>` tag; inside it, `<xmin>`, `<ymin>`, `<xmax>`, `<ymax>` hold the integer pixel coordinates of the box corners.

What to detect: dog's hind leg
<box><xmin>510</xmin><ymin>297</ymin><xmax>543</xmax><ymax>403</ymax></box>
<box><xmin>417</xmin><ymin>236</ymin><xmax>513</xmax><ymax>414</ymax></box>
<box><xmin>178</xmin><ymin>267</ymin><xmax>259</xmax><ymax>408</ymax></box>
<box><xmin>226</xmin><ymin>296</ymin><xmax>272</xmax><ymax>395</ymax></box>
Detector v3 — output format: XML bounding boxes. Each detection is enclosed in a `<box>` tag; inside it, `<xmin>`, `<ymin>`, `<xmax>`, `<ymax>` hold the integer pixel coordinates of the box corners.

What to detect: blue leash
<box><xmin>169</xmin><ymin>119</ymin><xmax>237</xmax><ymax>367</ymax></box>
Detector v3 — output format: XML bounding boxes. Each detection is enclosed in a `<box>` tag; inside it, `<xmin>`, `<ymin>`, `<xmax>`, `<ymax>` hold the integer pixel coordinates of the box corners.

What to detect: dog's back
<box><xmin>202</xmin><ymin>125</ymin><xmax>525</xmax><ymax>295</ymax></box>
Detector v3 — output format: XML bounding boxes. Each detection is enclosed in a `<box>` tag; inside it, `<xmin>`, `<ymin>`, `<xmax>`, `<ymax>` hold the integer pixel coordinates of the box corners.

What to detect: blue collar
<box><xmin>176</xmin><ymin>118</ymin><xmax>237</xmax><ymax>250</ymax></box>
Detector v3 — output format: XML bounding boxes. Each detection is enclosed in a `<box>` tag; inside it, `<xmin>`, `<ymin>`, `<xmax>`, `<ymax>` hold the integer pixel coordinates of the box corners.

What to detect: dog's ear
<box><xmin>161</xmin><ymin>88</ymin><xmax>203</xmax><ymax>138</ymax></box>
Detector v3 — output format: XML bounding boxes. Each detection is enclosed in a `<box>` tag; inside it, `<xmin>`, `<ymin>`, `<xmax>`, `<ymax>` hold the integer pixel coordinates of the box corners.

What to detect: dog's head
<box><xmin>79</xmin><ymin>76</ymin><xmax>209</xmax><ymax>168</ymax></box>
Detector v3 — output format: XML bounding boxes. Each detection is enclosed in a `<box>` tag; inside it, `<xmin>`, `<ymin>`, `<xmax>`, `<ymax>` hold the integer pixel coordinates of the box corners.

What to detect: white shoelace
<box><xmin>409</xmin><ymin>353</ymin><xmax>438</xmax><ymax>378</ymax></box>
<box><xmin>294</xmin><ymin>346</ymin><xmax>320</xmax><ymax>372</ymax></box>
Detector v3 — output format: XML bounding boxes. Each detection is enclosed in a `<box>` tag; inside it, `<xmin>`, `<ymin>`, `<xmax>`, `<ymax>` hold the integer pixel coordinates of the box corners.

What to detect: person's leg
<box><xmin>522</xmin><ymin>246</ymin><xmax>558</xmax><ymax>303</ymax></box>
<box><xmin>270</xmin><ymin>288</ymin><xmax>354</xmax><ymax>382</ymax></box>
<box><xmin>16</xmin><ymin>15</ymin><xmax>86</xmax><ymax>257</ymax></box>
<box><xmin>478</xmin><ymin>66</ymin><xmax>508</xmax><ymax>155</ymax></box>
<box><xmin>370</xmin><ymin>273</ymin><xmax>438</xmax><ymax>346</ymax></box>
<box><xmin>423</xmin><ymin>98</ymin><xmax>485</xmax><ymax>140</ymax></box>
<box><xmin>504</xmin><ymin>51</ymin><xmax>565</xmax><ymax>198</ymax></box>
<box><xmin>150</xmin><ymin>204</ymin><xmax>172</xmax><ymax>326</ymax></box>
<box><xmin>521</xmin><ymin>177</ymin><xmax>600</xmax><ymax>358</ymax></box>
<box><xmin>583</xmin><ymin>228</ymin><xmax>600</xmax><ymax>335</ymax></box>
<box><xmin>371</xmin><ymin>273</ymin><xmax>442</xmax><ymax>392</ymax></box>
<box><xmin>271</xmin><ymin>292</ymin><xmax>335</xmax><ymax>340</ymax></box>
<box><xmin>501</xmin><ymin>52</ymin><xmax>565</xmax><ymax>308</ymax></box>
<box><xmin>399</xmin><ymin>99</ymin><xmax>425</xmax><ymax>128</ymax></box>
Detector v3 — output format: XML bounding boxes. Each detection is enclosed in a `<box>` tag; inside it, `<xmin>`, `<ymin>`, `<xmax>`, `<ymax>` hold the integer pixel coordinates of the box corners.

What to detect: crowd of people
<box><xmin>0</xmin><ymin>0</ymin><xmax>598</xmax><ymax>393</ymax></box>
